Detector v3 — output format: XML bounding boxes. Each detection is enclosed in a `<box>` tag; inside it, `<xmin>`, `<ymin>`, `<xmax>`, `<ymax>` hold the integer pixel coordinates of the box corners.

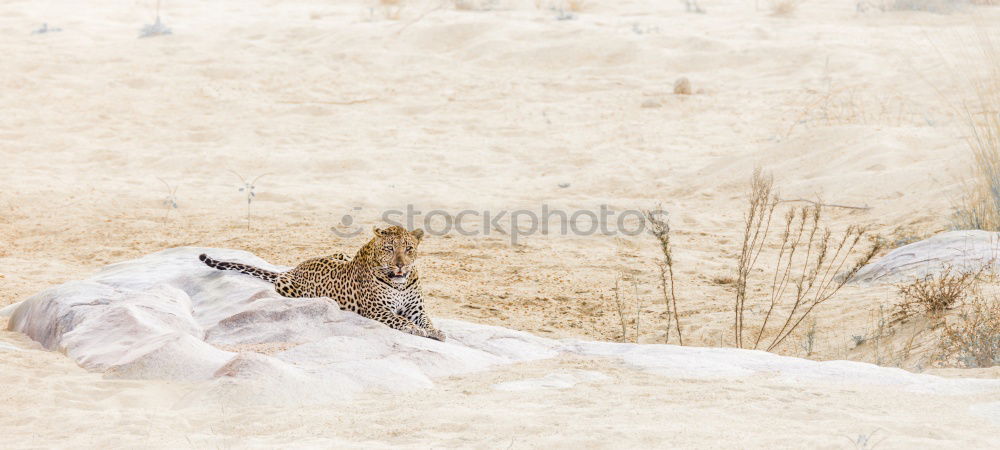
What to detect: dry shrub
<box><xmin>893</xmin><ymin>269</ymin><xmax>981</xmax><ymax>321</ymax></box>
<box><xmin>936</xmin><ymin>296</ymin><xmax>1000</xmax><ymax>368</ymax></box>
<box><xmin>733</xmin><ymin>169</ymin><xmax>883</xmax><ymax>351</ymax></box>
<box><xmin>733</xmin><ymin>169</ymin><xmax>778</xmax><ymax>349</ymax></box>
<box><xmin>673</xmin><ymin>77</ymin><xmax>692</xmax><ymax>95</ymax></box>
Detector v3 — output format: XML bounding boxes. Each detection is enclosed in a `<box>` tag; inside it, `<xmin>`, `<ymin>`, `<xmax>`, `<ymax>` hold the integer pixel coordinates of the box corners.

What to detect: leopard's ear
<box><xmin>411</xmin><ymin>228</ymin><xmax>424</xmax><ymax>242</ymax></box>
<box><xmin>373</xmin><ymin>226</ymin><xmax>385</xmax><ymax>237</ymax></box>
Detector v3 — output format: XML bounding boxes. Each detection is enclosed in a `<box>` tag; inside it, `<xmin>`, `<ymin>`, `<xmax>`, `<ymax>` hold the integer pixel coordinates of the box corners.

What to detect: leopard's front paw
<box><xmin>404</xmin><ymin>325</ymin><xmax>429</xmax><ymax>338</ymax></box>
<box><xmin>426</xmin><ymin>328</ymin><xmax>446</xmax><ymax>342</ymax></box>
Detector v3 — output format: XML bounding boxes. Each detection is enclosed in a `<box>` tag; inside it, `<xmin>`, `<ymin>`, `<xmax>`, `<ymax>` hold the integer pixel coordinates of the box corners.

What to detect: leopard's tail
<box><xmin>199</xmin><ymin>253</ymin><xmax>280</xmax><ymax>284</ymax></box>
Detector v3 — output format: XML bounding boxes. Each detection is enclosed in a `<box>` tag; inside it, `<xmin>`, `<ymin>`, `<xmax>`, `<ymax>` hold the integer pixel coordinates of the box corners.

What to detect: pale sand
<box><xmin>2</xmin><ymin>319</ymin><xmax>1000</xmax><ymax>448</ymax></box>
<box><xmin>2</xmin><ymin>0</ymin><xmax>1000</xmax><ymax>446</ymax></box>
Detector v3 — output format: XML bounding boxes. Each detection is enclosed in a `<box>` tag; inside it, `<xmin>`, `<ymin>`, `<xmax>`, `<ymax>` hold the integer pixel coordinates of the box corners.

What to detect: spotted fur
<box><xmin>199</xmin><ymin>226</ymin><xmax>444</xmax><ymax>341</ymax></box>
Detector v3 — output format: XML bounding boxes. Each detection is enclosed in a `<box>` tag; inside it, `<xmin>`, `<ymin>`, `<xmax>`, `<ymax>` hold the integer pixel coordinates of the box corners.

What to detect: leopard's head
<box><xmin>368</xmin><ymin>225</ymin><xmax>424</xmax><ymax>284</ymax></box>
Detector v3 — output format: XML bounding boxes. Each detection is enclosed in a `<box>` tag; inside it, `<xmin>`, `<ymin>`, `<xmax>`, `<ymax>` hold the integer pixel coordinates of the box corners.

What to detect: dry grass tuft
<box><xmin>893</xmin><ymin>269</ymin><xmax>982</xmax><ymax>321</ymax></box>
<box><xmin>951</xmin><ymin>34</ymin><xmax>1000</xmax><ymax>230</ymax></box>
<box><xmin>936</xmin><ymin>296</ymin><xmax>1000</xmax><ymax>368</ymax></box>
<box><xmin>784</xmin><ymin>84</ymin><xmax>916</xmax><ymax>140</ymax></box>
<box><xmin>733</xmin><ymin>169</ymin><xmax>883</xmax><ymax>351</ymax></box>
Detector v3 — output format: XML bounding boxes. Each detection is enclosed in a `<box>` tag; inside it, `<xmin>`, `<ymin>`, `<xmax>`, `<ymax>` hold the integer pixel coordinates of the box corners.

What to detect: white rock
<box><xmin>852</xmin><ymin>230</ymin><xmax>1000</xmax><ymax>285</ymax></box>
<box><xmin>0</xmin><ymin>301</ymin><xmax>21</xmax><ymax>317</ymax></box>
<box><xmin>6</xmin><ymin>247</ymin><xmax>999</xmax><ymax>402</ymax></box>
<box><xmin>6</xmin><ymin>247</ymin><xmax>560</xmax><ymax>397</ymax></box>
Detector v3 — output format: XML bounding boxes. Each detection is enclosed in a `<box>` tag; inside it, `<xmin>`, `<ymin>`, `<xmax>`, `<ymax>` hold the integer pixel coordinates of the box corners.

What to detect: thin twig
<box><xmin>665</xmin><ymin>260</ymin><xmax>683</xmax><ymax>345</ymax></box>
<box><xmin>633</xmin><ymin>279</ymin><xmax>641</xmax><ymax>343</ymax></box>
<box><xmin>614</xmin><ymin>274</ymin><xmax>628</xmax><ymax>342</ymax></box>
<box><xmin>645</xmin><ymin>208</ymin><xmax>684</xmax><ymax>345</ymax></box>
<box><xmin>156</xmin><ymin>177</ymin><xmax>178</xmax><ymax>223</ymax></box>
<box><xmin>229</xmin><ymin>170</ymin><xmax>270</xmax><ymax>231</ymax></box>
<box><xmin>657</xmin><ymin>264</ymin><xmax>673</xmax><ymax>344</ymax></box>
<box><xmin>777</xmin><ymin>198</ymin><xmax>872</xmax><ymax>211</ymax></box>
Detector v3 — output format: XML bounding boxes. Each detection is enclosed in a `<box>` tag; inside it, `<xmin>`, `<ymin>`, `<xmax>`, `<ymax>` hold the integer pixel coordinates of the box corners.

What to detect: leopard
<box><xmin>199</xmin><ymin>225</ymin><xmax>444</xmax><ymax>341</ymax></box>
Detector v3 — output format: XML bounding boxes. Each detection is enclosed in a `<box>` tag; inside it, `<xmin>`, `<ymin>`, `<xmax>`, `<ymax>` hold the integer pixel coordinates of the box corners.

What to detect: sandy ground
<box><xmin>2</xmin><ymin>0</ymin><xmax>1000</xmax><ymax>447</ymax></box>
<box><xmin>3</xmin><ymin>318</ymin><xmax>1000</xmax><ymax>449</ymax></box>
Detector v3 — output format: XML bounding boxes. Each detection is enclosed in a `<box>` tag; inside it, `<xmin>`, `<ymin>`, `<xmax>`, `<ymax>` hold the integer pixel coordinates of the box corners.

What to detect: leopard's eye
<box><xmin>406</xmin><ymin>246</ymin><xmax>413</xmax><ymax>252</ymax></box>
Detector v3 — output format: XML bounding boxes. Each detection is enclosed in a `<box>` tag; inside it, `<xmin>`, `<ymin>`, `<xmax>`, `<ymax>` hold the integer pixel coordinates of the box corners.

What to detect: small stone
<box><xmin>674</xmin><ymin>77</ymin><xmax>692</xmax><ymax>95</ymax></box>
<box><xmin>641</xmin><ymin>100</ymin><xmax>662</xmax><ymax>108</ymax></box>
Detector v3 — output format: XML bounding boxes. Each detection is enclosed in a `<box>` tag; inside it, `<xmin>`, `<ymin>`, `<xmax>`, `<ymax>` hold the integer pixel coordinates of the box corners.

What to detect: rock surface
<box><xmin>5</xmin><ymin>248</ymin><xmax>558</xmax><ymax>396</ymax></box>
<box><xmin>852</xmin><ymin>230</ymin><xmax>1000</xmax><ymax>285</ymax></box>
<box><xmin>5</xmin><ymin>247</ymin><xmax>999</xmax><ymax>402</ymax></box>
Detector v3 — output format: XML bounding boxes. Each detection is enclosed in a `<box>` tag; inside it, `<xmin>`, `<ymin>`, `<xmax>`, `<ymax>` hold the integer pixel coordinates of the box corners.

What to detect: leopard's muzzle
<box><xmin>384</xmin><ymin>266</ymin><xmax>411</xmax><ymax>284</ymax></box>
